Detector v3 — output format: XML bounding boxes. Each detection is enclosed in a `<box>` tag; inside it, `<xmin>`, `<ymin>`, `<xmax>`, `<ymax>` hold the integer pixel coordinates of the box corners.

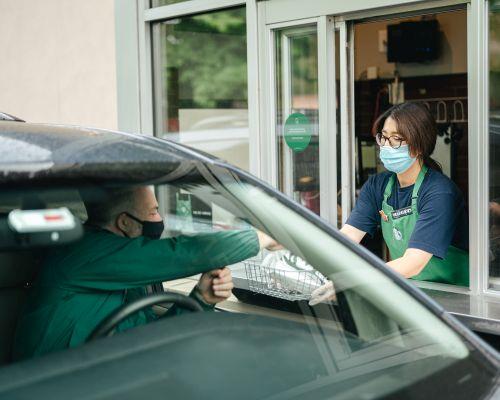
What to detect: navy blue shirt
<box><xmin>346</xmin><ymin>169</ymin><xmax>468</xmax><ymax>259</ymax></box>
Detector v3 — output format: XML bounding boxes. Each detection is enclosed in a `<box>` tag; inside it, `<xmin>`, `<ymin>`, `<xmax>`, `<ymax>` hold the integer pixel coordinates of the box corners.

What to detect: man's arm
<box><xmin>60</xmin><ymin>229</ymin><xmax>264</xmax><ymax>291</ymax></box>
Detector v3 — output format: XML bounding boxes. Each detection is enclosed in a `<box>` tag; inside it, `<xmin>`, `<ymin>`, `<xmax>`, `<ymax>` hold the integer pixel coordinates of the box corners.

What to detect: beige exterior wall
<box><xmin>0</xmin><ymin>0</ymin><xmax>117</xmax><ymax>129</ymax></box>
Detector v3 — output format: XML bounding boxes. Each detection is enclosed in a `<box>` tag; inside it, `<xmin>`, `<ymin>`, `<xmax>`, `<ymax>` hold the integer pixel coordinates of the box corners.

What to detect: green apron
<box><xmin>380</xmin><ymin>165</ymin><xmax>469</xmax><ymax>286</ymax></box>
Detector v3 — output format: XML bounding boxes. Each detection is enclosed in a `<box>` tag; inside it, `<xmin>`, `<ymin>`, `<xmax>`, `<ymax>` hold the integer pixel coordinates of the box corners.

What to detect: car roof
<box><xmin>0</xmin><ymin>112</ymin><xmax>24</xmax><ymax>122</ymax></box>
<box><xmin>1</xmin><ymin>124</ymin><xmax>498</xmax><ymax>370</ymax></box>
<box><xmin>0</xmin><ymin>122</ymin><xmax>219</xmax><ymax>187</ymax></box>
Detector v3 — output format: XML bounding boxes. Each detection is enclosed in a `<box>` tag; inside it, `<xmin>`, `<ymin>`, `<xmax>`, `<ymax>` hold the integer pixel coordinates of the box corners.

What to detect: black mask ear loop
<box><xmin>115</xmin><ymin>213</ymin><xmax>131</xmax><ymax>238</ymax></box>
<box><xmin>123</xmin><ymin>212</ymin><xmax>164</xmax><ymax>240</ymax></box>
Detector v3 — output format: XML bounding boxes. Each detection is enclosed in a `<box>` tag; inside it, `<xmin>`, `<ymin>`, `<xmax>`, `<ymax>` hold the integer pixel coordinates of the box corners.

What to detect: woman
<box><xmin>311</xmin><ymin>102</ymin><xmax>469</xmax><ymax>305</ymax></box>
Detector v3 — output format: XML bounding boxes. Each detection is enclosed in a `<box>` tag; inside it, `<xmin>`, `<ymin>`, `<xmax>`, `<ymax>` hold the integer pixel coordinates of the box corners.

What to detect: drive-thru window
<box><xmin>116</xmin><ymin>0</ymin><xmax>500</xmax><ymax>345</ymax></box>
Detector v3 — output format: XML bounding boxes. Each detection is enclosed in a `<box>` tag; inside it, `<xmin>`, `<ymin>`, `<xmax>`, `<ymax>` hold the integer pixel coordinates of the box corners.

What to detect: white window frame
<box><xmin>115</xmin><ymin>0</ymin><xmax>495</xmax><ymax>301</ymax></box>
<box><xmin>273</xmin><ymin>25</ymin><xmax>318</xmax><ymax>201</ymax></box>
<box><xmin>131</xmin><ymin>0</ymin><xmax>261</xmax><ymax>176</ymax></box>
<box><xmin>256</xmin><ymin>0</ymin><xmax>492</xmax><ymax>299</ymax></box>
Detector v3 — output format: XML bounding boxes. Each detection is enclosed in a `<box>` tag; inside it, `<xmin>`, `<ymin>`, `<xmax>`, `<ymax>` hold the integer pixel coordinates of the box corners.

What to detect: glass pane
<box><xmin>489</xmin><ymin>1</ymin><xmax>500</xmax><ymax>289</ymax></box>
<box><xmin>152</xmin><ymin>0</ymin><xmax>189</xmax><ymax>7</ymax></box>
<box><xmin>335</xmin><ymin>30</ymin><xmax>342</xmax><ymax>228</ymax></box>
<box><xmin>8</xmin><ymin>173</ymin><xmax>493</xmax><ymax>396</ymax></box>
<box><xmin>352</xmin><ymin>11</ymin><xmax>469</xmax><ymax>279</ymax></box>
<box><xmin>275</xmin><ymin>28</ymin><xmax>320</xmax><ymax>215</ymax></box>
<box><xmin>152</xmin><ymin>8</ymin><xmax>249</xmax><ymax>170</ymax></box>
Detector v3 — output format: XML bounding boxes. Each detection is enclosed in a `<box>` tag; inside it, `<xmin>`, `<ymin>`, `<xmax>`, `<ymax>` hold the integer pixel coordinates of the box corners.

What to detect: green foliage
<box><xmin>290</xmin><ymin>34</ymin><xmax>318</xmax><ymax>97</ymax></box>
<box><xmin>160</xmin><ymin>8</ymin><xmax>247</xmax><ymax>109</ymax></box>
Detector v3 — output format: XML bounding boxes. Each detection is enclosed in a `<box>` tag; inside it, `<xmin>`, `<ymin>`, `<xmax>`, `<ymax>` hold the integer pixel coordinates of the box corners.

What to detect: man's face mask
<box><xmin>123</xmin><ymin>212</ymin><xmax>164</xmax><ymax>239</ymax></box>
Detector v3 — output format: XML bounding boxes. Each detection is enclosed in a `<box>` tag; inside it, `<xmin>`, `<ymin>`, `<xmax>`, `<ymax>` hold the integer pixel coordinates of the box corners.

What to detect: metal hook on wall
<box><xmin>451</xmin><ymin>100</ymin><xmax>466</xmax><ymax>123</ymax></box>
<box><xmin>436</xmin><ymin>100</ymin><xmax>447</xmax><ymax>123</ymax></box>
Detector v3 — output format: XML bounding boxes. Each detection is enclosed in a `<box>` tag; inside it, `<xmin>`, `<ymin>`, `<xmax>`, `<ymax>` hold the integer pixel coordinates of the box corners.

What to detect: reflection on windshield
<box><xmin>170</xmin><ymin>175</ymin><xmax>471</xmax><ymax>395</ymax></box>
<box><xmin>1</xmin><ymin>177</ymin><xmax>475</xmax><ymax>398</ymax></box>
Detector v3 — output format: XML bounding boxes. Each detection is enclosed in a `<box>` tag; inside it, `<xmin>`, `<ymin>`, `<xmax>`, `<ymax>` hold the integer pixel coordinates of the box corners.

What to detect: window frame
<box><xmin>116</xmin><ymin>0</ymin><xmax>497</xmax><ymax>301</ymax></box>
<box><xmin>255</xmin><ymin>0</ymin><xmax>494</xmax><ymax>299</ymax></box>
<box><xmin>135</xmin><ymin>0</ymin><xmax>261</xmax><ymax>176</ymax></box>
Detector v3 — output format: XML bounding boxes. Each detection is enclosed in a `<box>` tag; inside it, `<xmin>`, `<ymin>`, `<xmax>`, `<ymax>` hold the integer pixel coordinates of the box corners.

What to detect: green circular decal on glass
<box><xmin>284</xmin><ymin>113</ymin><xmax>312</xmax><ymax>152</ymax></box>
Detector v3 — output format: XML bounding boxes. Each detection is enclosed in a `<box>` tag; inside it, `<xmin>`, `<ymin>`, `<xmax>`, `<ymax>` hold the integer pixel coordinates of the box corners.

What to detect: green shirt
<box><xmin>13</xmin><ymin>228</ymin><xmax>259</xmax><ymax>360</ymax></box>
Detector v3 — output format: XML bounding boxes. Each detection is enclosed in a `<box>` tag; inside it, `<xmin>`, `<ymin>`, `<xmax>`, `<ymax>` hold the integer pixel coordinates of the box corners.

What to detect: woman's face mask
<box><xmin>379</xmin><ymin>144</ymin><xmax>416</xmax><ymax>174</ymax></box>
<box><xmin>123</xmin><ymin>212</ymin><xmax>164</xmax><ymax>239</ymax></box>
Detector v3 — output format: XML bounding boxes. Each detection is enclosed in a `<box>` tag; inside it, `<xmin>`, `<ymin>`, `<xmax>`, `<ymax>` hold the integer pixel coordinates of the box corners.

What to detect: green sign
<box><xmin>284</xmin><ymin>113</ymin><xmax>312</xmax><ymax>152</ymax></box>
<box><xmin>176</xmin><ymin>192</ymin><xmax>193</xmax><ymax>231</ymax></box>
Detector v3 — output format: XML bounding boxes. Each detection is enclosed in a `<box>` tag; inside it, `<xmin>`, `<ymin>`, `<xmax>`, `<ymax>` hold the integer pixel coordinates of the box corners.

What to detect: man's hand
<box><xmin>197</xmin><ymin>267</ymin><xmax>234</xmax><ymax>304</ymax></box>
<box><xmin>256</xmin><ymin>230</ymin><xmax>283</xmax><ymax>251</ymax></box>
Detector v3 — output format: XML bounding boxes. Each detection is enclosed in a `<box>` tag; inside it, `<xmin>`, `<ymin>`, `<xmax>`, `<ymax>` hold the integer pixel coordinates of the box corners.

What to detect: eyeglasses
<box><xmin>375</xmin><ymin>132</ymin><xmax>406</xmax><ymax>149</ymax></box>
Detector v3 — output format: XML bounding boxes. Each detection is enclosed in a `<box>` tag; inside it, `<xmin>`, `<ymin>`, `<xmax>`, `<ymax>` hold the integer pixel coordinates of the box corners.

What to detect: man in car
<box><xmin>13</xmin><ymin>186</ymin><xmax>277</xmax><ymax>360</ymax></box>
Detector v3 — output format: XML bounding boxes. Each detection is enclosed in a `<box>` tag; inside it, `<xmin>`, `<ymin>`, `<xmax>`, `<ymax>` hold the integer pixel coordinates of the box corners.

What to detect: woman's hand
<box><xmin>308</xmin><ymin>280</ymin><xmax>337</xmax><ymax>306</ymax></box>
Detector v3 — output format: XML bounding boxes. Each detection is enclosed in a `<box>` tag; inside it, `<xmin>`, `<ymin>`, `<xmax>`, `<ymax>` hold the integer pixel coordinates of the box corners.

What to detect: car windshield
<box><xmin>0</xmin><ymin>162</ymin><xmax>492</xmax><ymax>398</ymax></box>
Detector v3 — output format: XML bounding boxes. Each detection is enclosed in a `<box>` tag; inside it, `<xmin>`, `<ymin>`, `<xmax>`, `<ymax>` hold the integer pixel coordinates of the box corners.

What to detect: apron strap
<box><xmin>382</xmin><ymin>165</ymin><xmax>428</xmax><ymax>208</ymax></box>
<box><xmin>383</xmin><ymin>174</ymin><xmax>396</xmax><ymax>203</ymax></box>
<box><xmin>411</xmin><ymin>164</ymin><xmax>428</xmax><ymax>208</ymax></box>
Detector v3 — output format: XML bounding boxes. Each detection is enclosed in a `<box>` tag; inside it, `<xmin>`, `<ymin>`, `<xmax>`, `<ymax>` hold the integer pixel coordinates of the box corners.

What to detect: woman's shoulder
<box><xmin>422</xmin><ymin>168</ymin><xmax>463</xmax><ymax>198</ymax></box>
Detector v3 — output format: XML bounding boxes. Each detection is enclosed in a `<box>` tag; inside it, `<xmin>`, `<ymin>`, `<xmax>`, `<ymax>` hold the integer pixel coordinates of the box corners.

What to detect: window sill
<box><xmin>420</xmin><ymin>287</ymin><xmax>500</xmax><ymax>336</ymax></box>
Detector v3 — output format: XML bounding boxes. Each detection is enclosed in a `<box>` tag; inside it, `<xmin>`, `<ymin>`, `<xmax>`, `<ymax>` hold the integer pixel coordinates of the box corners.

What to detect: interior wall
<box><xmin>355</xmin><ymin>10</ymin><xmax>467</xmax><ymax>79</ymax></box>
<box><xmin>0</xmin><ymin>0</ymin><xmax>118</xmax><ymax>129</ymax></box>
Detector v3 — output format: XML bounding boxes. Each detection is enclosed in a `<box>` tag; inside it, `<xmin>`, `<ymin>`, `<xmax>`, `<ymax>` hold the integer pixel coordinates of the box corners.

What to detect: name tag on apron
<box><xmin>391</xmin><ymin>206</ymin><xmax>413</xmax><ymax>219</ymax></box>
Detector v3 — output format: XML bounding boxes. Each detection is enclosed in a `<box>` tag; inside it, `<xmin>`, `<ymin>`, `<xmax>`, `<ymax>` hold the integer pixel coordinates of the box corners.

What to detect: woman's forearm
<box><xmin>340</xmin><ymin>224</ymin><xmax>366</xmax><ymax>243</ymax></box>
<box><xmin>386</xmin><ymin>248</ymin><xmax>432</xmax><ymax>278</ymax></box>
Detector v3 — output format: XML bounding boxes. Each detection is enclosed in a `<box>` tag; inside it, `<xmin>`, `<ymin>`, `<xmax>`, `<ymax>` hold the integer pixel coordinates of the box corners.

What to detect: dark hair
<box><xmin>372</xmin><ymin>102</ymin><xmax>442</xmax><ymax>172</ymax></box>
<box><xmin>84</xmin><ymin>188</ymin><xmax>137</xmax><ymax>227</ymax></box>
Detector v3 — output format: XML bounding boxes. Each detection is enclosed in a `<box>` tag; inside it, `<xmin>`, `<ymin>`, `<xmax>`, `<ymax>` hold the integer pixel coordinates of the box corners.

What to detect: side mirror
<box><xmin>0</xmin><ymin>208</ymin><xmax>83</xmax><ymax>250</ymax></box>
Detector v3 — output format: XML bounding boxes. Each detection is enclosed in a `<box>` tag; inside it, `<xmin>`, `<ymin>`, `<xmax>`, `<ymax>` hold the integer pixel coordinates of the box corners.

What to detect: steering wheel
<box><xmin>87</xmin><ymin>292</ymin><xmax>203</xmax><ymax>342</ymax></box>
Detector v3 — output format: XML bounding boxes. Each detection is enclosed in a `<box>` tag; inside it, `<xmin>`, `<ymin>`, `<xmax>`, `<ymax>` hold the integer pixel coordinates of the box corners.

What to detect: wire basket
<box><xmin>244</xmin><ymin>259</ymin><xmax>325</xmax><ymax>301</ymax></box>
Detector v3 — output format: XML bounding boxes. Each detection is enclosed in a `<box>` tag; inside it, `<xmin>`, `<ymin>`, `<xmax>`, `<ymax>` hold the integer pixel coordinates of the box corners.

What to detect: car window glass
<box><xmin>153</xmin><ymin>179</ymin><xmax>477</xmax><ymax>397</ymax></box>
<box><xmin>1</xmin><ymin>179</ymin><xmax>489</xmax><ymax>398</ymax></box>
